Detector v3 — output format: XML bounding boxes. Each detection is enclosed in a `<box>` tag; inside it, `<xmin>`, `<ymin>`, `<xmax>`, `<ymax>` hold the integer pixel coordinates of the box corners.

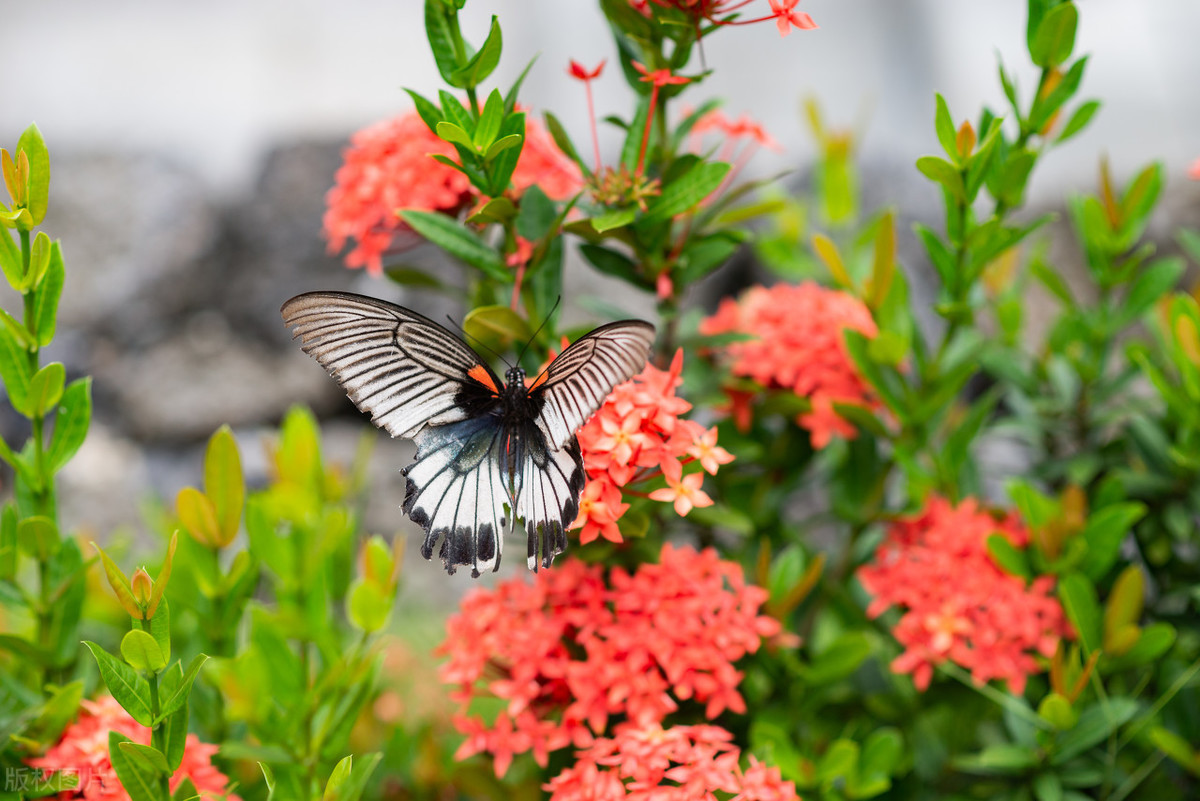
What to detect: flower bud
<box><xmin>130</xmin><ymin>567</ymin><xmax>154</xmax><ymax>608</ymax></box>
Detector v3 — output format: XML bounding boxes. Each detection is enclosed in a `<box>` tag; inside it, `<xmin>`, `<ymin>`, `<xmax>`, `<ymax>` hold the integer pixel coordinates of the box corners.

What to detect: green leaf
<box><xmin>516</xmin><ymin>185</ymin><xmax>557</xmax><ymax>241</ymax></box>
<box><xmin>0</xmin><ymin>308</ymin><xmax>34</xmax><ymax>352</ymax></box>
<box><xmin>162</xmin><ymin>701</ymin><xmax>189</xmax><ymax>772</ymax></box>
<box><xmin>17</xmin><ymin>124</ymin><xmax>50</xmax><ymax>227</ymax></box>
<box><xmin>544</xmin><ymin>111</ymin><xmax>588</xmax><ymax>172</ymax></box>
<box><xmin>643</xmin><ymin>162</ymin><xmax>730</xmax><ymax>222</ymax></box>
<box><xmin>1030</xmin><ymin>258</ymin><xmax>1076</xmax><ymax>306</ymax></box>
<box><xmin>1079</xmin><ymin>502</ymin><xmax>1145</xmax><ymax>580</ymax></box>
<box><xmin>484</xmin><ymin>133</ymin><xmax>522</xmax><ymax>160</ymax></box>
<box><xmin>1057</xmin><ymin>100</ymin><xmax>1100</xmax><ymax>144</ymax></box>
<box><xmin>403</xmin><ymin>88</ymin><xmax>443</xmax><ymax>133</ymax></box>
<box><xmin>474</xmin><ymin>89</ymin><xmax>505</xmax><ymax>151</ymax></box>
<box><xmin>28</xmin><ymin>361</ymin><xmax>65</xmax><ymax>417</ymax></box>
<box><xmin>83</xmin><ymin>642</ymin><xmax>154</xmax><ymax>725</ymax></box>
<box><xmin>17</xmin><ymin>515</ymin><xmax>58</xmax><ymax>560</ymax></box>
<box><xmin>120</xmin><ymin>742</ymin><xmax>170</xmax><ymax>775</ymax></box>
<box><xmin>1051</xmin><ymin>697</ymin><xmax>1138</xmax><ymax>764</ymax></box>
<box><xmin>1118</xmin><ymin>258</ymin><xmax>1183</xmax><ymax>326</ymax></box>
<box><xmin>0</xmin><ymin>316</ymin><xmax>32</xmax><ymax>415</ymax></box>
<box><xmin>347</xmin><ymin>579</ymin><xmax>391</xmax><ymax>633</ymax></box>
<box><xmin>987</xmin><ymin>533</ymin><xmax>1031</xmax><ymax>579</ymax></box>
<box><xmin>120</xmin><ymin>629</ymin><xmax>166</xmax><ymax>673</ymax></box>
<box><xmin>592</xmin><ymin>207</ymin><xmax>637</xmax><ymax>233</ymax></box>
<box><xmin>323</xmin><ymin>753</ymin><xmax>383</xmax><ymax>801</ymax></box>
<box><xmin>205</xmin><ymin>425</ymin><xmax>244</xmax><ymax>545</ymax></box>
<box><xmin>486</xmin><ymin>111</ymin><xmax>525</xmax><ymax>196</ymax></box>
<box><xmin>842</xmin><ymin>330</ymin><xmax>909</xmax><ymax>421</ymax></box>
<box><xmin>463</xmin><ymin>305</ymin><xmax>531</xmax><ymax>353</ymax></box>
<box><xmin>1057</xmin><ymin>573</ymin><xmax>1101</xmax><ymax>654</ymax></box>
<box><xmin>259</xmin><ymin>764</ymin><xmax>277</xmax><ymax>801</ymax></box>
<box><xmin>450</xmin><ymin>16</ymin><xmax>503</xmax><ymax>89</ymax></box>
<box><xmin>952</xmin><ymin>743</ymin><xmax>1040</xmax><ymax>774</ymax></box>
<box><xmin>424</xmin><ymin>0</ymin><xmax>464</xmax><ymax>87</ymax></box>
<box><xmin>26</xmin><ymin>231</ymin><xmax>52</xmax><ymax>290</ymax></box>
<box><xmin>916</xmin><ymin>156</ymin><xmax>964</xmax><ymax>201</ymax></box>
<box><xmin>465</xmin><ymin>197</ymin><xmax>516</xmax><ymax>225</ymax></box>
<box><xmin>806</xmin><ymin>632</ymin><xmax>872</xmax><ymax>685</ymax></box>
<box><xmin>155</xmin><ymin>653</ymin><xmax>208</xmax><ymax>723</ymax></box>
<box><xmin>398</xmin><ymin>209</ymin><xmax>508</xmax><ymax>281</ymax></box>
<box><xmin>1030</xmin><ymin>2</ymin><xmax>1078</xmax><ymax>68</ymax></box>
<box><xmin>435</xmin><ymin>121</ymin><xmax>475</xmax><ymax>150</ymax></box>
<box><xmin>934</xmin><ymin>93</ymin><xmax>958</xmax><ymax>161</ymax></box>
<box><xmin>148</xmin><ymin>596</ymin><xmax>170</xmax><ymax>664</ymax></box>
<box><xmin>580</xmin><ymin>243</ymin><xmax>641</xmax><ymax>284</ymax></box>
<box><xmin>32</xmin><ymin>241</ymin><xmax>65</xmax><ymax>346</ymax></box>
<box><xmin>47</xmin><ymin>378</ymin><xmax>92</xmax><ymax>473</ymax></box>
<box><xmin>914</xmin><ymin>223</ymin><xmax>958</xmax><ymax>289</ymax></box>
<box><xmin>172</xmin><ymin>779</ymin><xmax>198</xmax><ymax>801</ymax></box>
<box><xmin>504</xmin><ymin>56</ymin><xmax>537</xmax><ymax>115</ymax></box>
<box><xmin>0</xmin><ymin>229</ymin><xmax>21</xmax><ymax>289</ymax></box>
<box><xmin>109</xmin><ymin>733</ymin><xmax>159</xmax><ymax>801</ymax></box>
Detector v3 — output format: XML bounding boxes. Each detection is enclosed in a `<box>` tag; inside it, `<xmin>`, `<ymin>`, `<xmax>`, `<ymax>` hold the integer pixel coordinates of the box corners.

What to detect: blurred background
<box><xmin>1</xmin><ymin>0</ymin><xmax>1198</xmax><ymax>595</ymax></box>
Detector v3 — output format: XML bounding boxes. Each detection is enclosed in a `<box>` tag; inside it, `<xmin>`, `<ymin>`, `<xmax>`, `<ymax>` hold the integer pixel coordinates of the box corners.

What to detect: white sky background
<box><xmin>1</xmin><ymin>0</ymin><xmax>1197</xmax><ymax>200</ymax></box>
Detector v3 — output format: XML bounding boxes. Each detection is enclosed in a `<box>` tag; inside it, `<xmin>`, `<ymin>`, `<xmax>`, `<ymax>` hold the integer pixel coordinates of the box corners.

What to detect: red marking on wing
<box><xmin>468</xmin><ymin>364</ymin><xmax>500</xmax><ymax>394</ymax></box>
<box><xmin>528</xmin><ymin>371</ymin><xmax>549</xmax><ymax>392</ymax></box>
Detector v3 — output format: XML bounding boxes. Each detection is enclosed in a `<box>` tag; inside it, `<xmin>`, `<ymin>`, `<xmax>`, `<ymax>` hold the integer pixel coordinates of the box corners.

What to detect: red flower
<box><xmin>767</xmin><ymin>0</ymin><xmax>818</xmax><ymax>36</ymax></box>
<box><xmin>632</xmin><ymin>61</ymin><xmax>692</xmax><ymax>89</ymax></box>
<box><xmin>571</xmin><ymin>350</ymin><xmax>732</xmax><ymax>542</ymax></box>
<box><xmin>569</xmin><ymin>60</ymin><xmax>607</xmax><ymax>81</ymax></box>
<box><xmin>438</xmin><ymin>545</ymin><xmax>780</xmax><ymax>778</ymax></box>
<box><xmin>546</xmin><ymin>723</ymin><xmax>798</xmax><ymax>801</ymax></box>
<box><xmin>1189</xmin><ymin>158</ymin><xmax>1200</xmax><ymax>180</ymax></box>
<box><xmin>26</xmin><ymin>696</ymin><xmax>239</xmax><ymax>801</ymax></box>
<box><xmin>701</xmin><ymin>282</ymin><xmax>879</xmax><ymax>448</ymax></box>
<box><xmin>856</xmin><ymin>497</ymin><xmax>1073</xmax><ymax>694</ymax></box>
<box><xmin>324</xmin><ymin>110</ymin><xmax>582</xmax><ymax>274</ymax></box>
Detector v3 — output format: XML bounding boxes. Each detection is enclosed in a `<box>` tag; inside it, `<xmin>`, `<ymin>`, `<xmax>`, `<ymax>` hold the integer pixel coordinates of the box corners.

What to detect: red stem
<box><xmin>586</xmin><ymin>82</ymin><xmax>602</xmax><ymax>173</ymax></box>
<box><xmin>637</xmin><ymin>84</ymin><xmax>660</xmax><ymax>175</ymax></box>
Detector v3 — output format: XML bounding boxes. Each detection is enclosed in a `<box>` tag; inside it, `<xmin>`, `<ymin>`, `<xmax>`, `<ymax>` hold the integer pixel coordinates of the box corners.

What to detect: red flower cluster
<box><xmin>546</xmin><ymin>723</ymin><xmax>798</xmax><ymax>801</ymax></box>
<box><xmin>629</xmin><ymin>0</ymin><xmax>817</xmax><ymax>37</ymax></box>
<box><xmin>700</xmin><ymin>282</ymin><xmax>879</xmax><ymax>448</ymax></box>
<box><xmin>323</xmin><ymin>110</ymin><xmax>582</xmax><ymax>274</ymax></box>
<box><xmin>857</xmin><ymin>497</ymin><xmax>1073</xmax><ymax>695</ymax></box>
<box><xmin>571</xmin><ymin>350</ymin><xmax>733</xmax><ymax>544</ymax></box>
<box><xmin>439</xmin><ymin>544</ymin><xmax>780</xmax><ymax>778</ymax></box>
<box><xmin>26</xmin><ymin>696</ymin><xmax>239</xmax><ymax>801</ymax></box>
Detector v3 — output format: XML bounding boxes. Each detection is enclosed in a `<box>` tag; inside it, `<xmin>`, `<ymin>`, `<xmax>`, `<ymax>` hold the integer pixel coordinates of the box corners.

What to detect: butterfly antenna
<box><xmin>447</xmin><ymin>315</ymin><xmax>513</xmax><ymax>369</ymax></box>
<box><xmin>516</xmin><ymin>296</ymin><xmax>562</xmax><ymax>368</ymax></box>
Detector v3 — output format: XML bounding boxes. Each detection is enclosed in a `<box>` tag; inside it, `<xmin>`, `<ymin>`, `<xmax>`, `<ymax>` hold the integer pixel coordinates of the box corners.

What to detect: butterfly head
<box><xmin>505</xmin><ymin>365</ymin><xmax>526</xmax><ymax>389</ymax></box>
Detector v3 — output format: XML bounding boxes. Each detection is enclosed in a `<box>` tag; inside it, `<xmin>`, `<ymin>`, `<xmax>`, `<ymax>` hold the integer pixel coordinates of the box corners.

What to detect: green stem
<box><xmin>445</xmin><ymin>8</ymin><xmax>478</xmax><ymax>115</ymax></box>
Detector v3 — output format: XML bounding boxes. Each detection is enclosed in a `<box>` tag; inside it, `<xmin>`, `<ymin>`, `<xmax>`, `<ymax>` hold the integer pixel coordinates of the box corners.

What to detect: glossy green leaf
<box><xmin>952</xmin><ymin>743</ymin><xmax>1040</xmax><ymax>774</ymax></box>
<box><xmin>83</xmin><ymin>642</ymin><xmax>153</xmax><ymax>725</ymax></box>
<box><xmin>1079</xmin><ymin>502</ymin><xmax>1145</xmax><ymax>580</ymax></box>
<box><xmin>484</xmin><ymin>133</ymin><xmax>522</xmax><ymax>160</ymax></box>
<box><xmin>465</xmin><ymin>197</ymin><xmax>516</xmax><ymax>225</ymax></box>
<box><xmin>450</xmin><ymin>16</ymin><xmax>503</xmax><ymax>89</ymax></box>
<box><xmin>16</xmin><ymin>515</ymin><xmax>58</xmax><ymax>561</ymax></box>
<box><xmin>0</xmin><ymin>308</ymin><xmax>34</xmax><ymax>351</ymax></box>
<box><xmin>580</xmin><ymin>243</ymin><xmax>640</xmax><ymax>284</ymax></box>
<box><xmin>399</xmin><ymin>210</ymin><xmax>508</xmax><ymax>281</ymax></box>
<box><xmin>120</xmin><ymin>630</ymin><xmax>166</xmax><ymax>674</ymax></box>
<box><xmin>1057</xmin><ymin>573</ymin><xmax>1101</xmax><ymax>654</ymax></box>
<box><xmin>108</xmin><ymin>733</ymin><xmax>159</xmax><ymax>801</ymax></box>
<box><xmin>154</xmin><ymin>653</ymin><xmax>209</xmax><ymax>723</ymax></box>
<box><xmin>347</xmin><ymin>579</ymin><xmax>391</xmax><ymax>633</ymax></box>
<box><xmin>806</xmin><ymin>632</ymin><xmax>872</xmax><ymax>685</ymax></box>
<box><xmin>592</xmin><ymin>207</ymin><xmax>637</xmax><ymax>232</ymax></box>
<box><xmin>1051</xmin><ymin>697</ymin><xmax>1138</xmax><ymax>764</ymax></box>
<box><xmin>643</xmin><ymin>162</ymin><xmax>730</xmax><ymax>222</ymax></box>
<box><xmin>205</xmin><ymin>425</ymin><xmax>244</xmax><ymax>545</ymax></box>
<box><xmin>474</xmin><ymin>89</ymin><xmax>504</xmax><ymax>151</ymax></box>
<box><xmin>424</xmin><ymin>0</ymin><xmax>463</xmax><ymax>87</ymax></box>
<box><xmin>26</xmin><ymin>231</ymin><xmax>52</xmax><ymax>290</ymax></box>
<box><xmin>934</xmin><ymin>94</ymin><xmax>958</xmax><ymax>161</ymax></box>
<box><xmin>1118</xmin><ymin>258</ymin><xmax>1183</xmax><ymax>326</ymax></box>
<box><xmin>46</xmin><ymin>378</ymin><xmax>91</xmax><ymax>473</ymax></box>
<box><xmin>0</xmin><ymin>317</ymin><xmax>32</xmax><ymax>415</ymax></box>
<box><xmin>17</xmin><ymin>124</ymin><xmax>50</xmax><ymax>227</ymax></box>
<box><xmin>1057</xmin><ymin>100</ymin><xmax>1100</xmax><ymax>143</ymax></box>
<box><xmin>916</xmin><ymin>156</ymin><xmax>964</xmax><ymax>201</ymax></box>
<box><xmin>28</xmin><ymin>361</ymin><xmax>65</xmax><ymax>417</ymax></box>
<box><xmin>323</xmin><ymin>753</ymin><xmax>382</xmax><ymax>801</ymax></box>
<box><xmin>987</xmin><ymin>533</ymin><xmax>1032</xmax><ymax>579</ymax></box>
<box><xmin>32</xmin><ymin>241</ymin><xmax>64</xmax><ymax>346</ymax></box>
<box><xmin>0</xmin><ymin>229</ymin><xmax>21</xmax><ymax>289</ymax></box>
<box><xmin>463</xmin><ymin>305</ymin><xmax>531</xmax><ymax>352</ymax></box>
<box><xmin>544</xmin><ymin>111</ymin><xmax>587</xmax><ymax>172</ymax></box>
<box><xmin>120</xmin><ymin>742</ymin><xmax>169</xmax><ymax>775</ymax></box>
<box><xmin>435</xmin><ymin>121</ymin><xmax>475</xmax><ymax>150</ymax></box>
<box><xmin>162</xmin><ymin>701</ymin><xmax>189</xmax><ymax>772</ymax></box>
<box><xmin>1030</xmin><ymin>2</ymin><xmax>1077</xmax><ymax>67</ymax></box>
<box><xmin>403</xmin><ymin>88</ymin><xmax>443</xmax><ymax>133</ymax></box>
<box><xmin>516</xmin><ymin>185</ymin><xmax>557</xmax><ymax>241</ymax></box>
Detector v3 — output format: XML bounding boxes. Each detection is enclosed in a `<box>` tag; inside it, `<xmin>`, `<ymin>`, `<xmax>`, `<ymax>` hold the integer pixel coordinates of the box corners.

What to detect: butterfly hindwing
<box><xmin>531</xmin><ymin>320</ymin><xmax>658</xmax><ymax>450</ymax></box>
<box><xmin>280</xmin><ymin>291</ymin><xmax>501</xmax><ymax>439</ymax></box>
<box><xmin>513</xmin><ymin>424</ymin><xmax>585</xmax><ymax>570</ymax></box>
<box><xmin>403</xmin><ymin>416</ymin><xmax>510</xmax><ymax>577</ymax></box>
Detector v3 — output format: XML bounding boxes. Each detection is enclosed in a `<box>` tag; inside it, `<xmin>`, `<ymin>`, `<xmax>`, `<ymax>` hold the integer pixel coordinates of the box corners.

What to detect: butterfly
<box><xmin>281</xmin><ymin>291</ymin><xmax>656</xmax><ymax>577</ymax></box>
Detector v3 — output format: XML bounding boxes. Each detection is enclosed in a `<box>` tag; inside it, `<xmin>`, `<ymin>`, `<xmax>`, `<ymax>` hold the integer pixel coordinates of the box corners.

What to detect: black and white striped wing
<box><xmin>531</xmin><ymin>320</ymin><xmax>657</xmax><ymax>450</ymax></box>
<box><xmin>515</xmin><ymin>432</ymin><xmax>585</xmax><ymax>570</ymax></box>
<box><xmin>281</xmin><ymin>291</ymin><xmax>500</xmax><ymax>439</ymax></box>
<box><xmin>403</xmin><ymin>417</ymin><xmax>511</xmax><ymax>577</ymax></box>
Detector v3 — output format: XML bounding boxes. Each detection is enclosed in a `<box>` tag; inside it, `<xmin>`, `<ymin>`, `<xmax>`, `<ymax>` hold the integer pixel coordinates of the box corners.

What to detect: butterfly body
<box><xmin>281</xmin><ymin>291</ymin><xmax>654</xmax><ymax>577</ymax></box>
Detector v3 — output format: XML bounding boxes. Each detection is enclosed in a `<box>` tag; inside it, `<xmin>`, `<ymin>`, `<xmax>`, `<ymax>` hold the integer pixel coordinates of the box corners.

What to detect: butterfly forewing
<box><xmin>280</xmin><ymin>292</ymin><xmax>500</xmax><ymax>439</ymax></box>
<box><xmin>282</xmin><ymin>291</ymin><xmax>655</xmax><ymax>577</ymax></box>
<box><xmin>531</xmin><ymin>320</ymin><xmax>658</xmax><ymax>450</ymax></box>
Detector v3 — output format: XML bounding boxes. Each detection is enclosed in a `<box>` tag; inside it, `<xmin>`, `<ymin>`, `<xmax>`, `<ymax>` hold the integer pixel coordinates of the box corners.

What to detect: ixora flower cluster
<box><xmin>323</xmin><ymin>109</ymin><xmax>581</xmax><ymax>274</ymax></box>
<box><xmin>857</xmin><ymin>497</ymin><xmax>1073</xmax><ymax>695</ymax></box>
<box><xmin>571</xmin><ymin>350</ymin><xmax>733</xmax><ymax>545</ymax></box>
<box><xmin>26</xmin><ymin>696</ymin><xmax>238</xmax><ymax>801</ymax></box>
<box><xmin>439</xmin><ymin>543</ymin><xmax>787</xmax><ymax>800</ymax></box>
<box><xmin>700</xmin><ymin>282</ymin><xmax>878</xmax><ymax>448</ymax></box>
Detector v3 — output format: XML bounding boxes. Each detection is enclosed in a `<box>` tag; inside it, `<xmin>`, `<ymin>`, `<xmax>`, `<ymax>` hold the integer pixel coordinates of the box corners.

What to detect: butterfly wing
<box><xmin>402</xmin><ymin>416</ymin><xmax>511</xmax><ymax>577</ymax></box>
<box><xmin>513</xmin><ymin>320</ymin><xmax>655</xmax><ymax>569</ymax></box>
<box><xmin>280</xmin><ymin>291</ymin><xmax>502</xmax><ymax>439</ymax></box>
<box><xmin>529</xmin><ymin>320</ymin><xmax>657</xmax><ymax>450</ymax></box>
